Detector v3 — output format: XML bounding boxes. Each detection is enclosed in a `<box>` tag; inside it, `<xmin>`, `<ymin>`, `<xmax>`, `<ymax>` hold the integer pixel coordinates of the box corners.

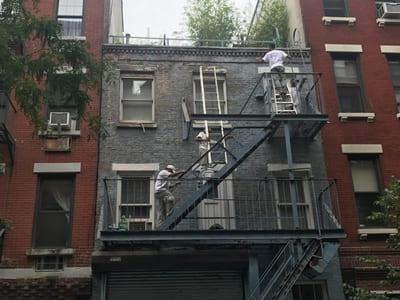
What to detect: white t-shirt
<box><xmin>155</xmin><ymin>169</ymin><xmax>171</xmax><ymax>192</ymax></box>
<box><xmin>196</xmin><ymin>131</ymin><xmax>208</xmax><ymax>150</ymax></box>
<box><xmin>262</xmin><ymin>49</ymin><xmax>288</xmax><ymax>70</ymax></box>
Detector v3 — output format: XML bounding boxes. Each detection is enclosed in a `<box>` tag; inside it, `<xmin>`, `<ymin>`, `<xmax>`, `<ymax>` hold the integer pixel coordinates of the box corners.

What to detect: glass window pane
<box><xmin>121</xmin><ymin>178</ymin><xmax>150</xmax><ymax>204</ymax></box>
<box><xmin>334</xmin><ymin>60</ymin><xmax>358</xmax><ymax>84</ymax></box>
<box><xmin>355</xmin><ymin>193</ymin><xmax>381</xmax><ymax>226</ymax></box>
<box><xmin>337</xmin><ymin>86</ymin><xmax>363</xmax><ymax>112</ymax></box>
<box><xmin>122</xmin><ymin>102</ymin><xmax>153</xmax><ymax>121</ymax></box>
<box><xmin>194</xmin><ymin>78</ymin><xmax>226</xmax><ymax>113</ymax></box>
<box><xmin>323</xmin><ymin>0</ymin><xmax>347</xmax><ymax>16</ymax></box>
<box><xmin>35</xmin><ymin>212</ymin><xmax>70</xmax><ymax>247</ymax></box>
<box><xmin>58</xmin><ymin>0</ymin><xmax>83</xmax><ymax>16</ymax></box>
<box><xmin>122</xmin><ymin>79</ymin><xmax>152</xmax><ymax>100</ymax></box>
<box><xmin>350</xmin><ymin>159</ymin><xmax>379</xmax><ymax>192</ymax></box>
<box><xmin>58</xmin><ymin>18</ymin><xmax>82</xmax><ymax>36</ymax></box>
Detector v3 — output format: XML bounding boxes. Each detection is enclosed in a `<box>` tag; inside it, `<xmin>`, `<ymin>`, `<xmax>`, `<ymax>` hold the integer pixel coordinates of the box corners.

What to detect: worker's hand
<box><xmin>171</xmin><ymin>181</ymin><xmax>181</xmax><ymax>188</ymax></box>
<box><xmin>256</xmin><ymin>57</ymin><xmax>263</xmax><ymax>62</ymax></box>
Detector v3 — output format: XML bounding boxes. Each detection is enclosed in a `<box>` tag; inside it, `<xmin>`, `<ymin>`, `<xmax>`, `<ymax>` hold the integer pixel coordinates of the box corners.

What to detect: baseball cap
<box><xmin>166</xmin><ymin>165</ymin><xmax>176</xmax><ymax>172</ymax></box>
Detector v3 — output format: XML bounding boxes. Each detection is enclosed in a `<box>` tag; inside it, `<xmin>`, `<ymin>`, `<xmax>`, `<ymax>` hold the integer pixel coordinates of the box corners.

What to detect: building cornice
<box><xmin>102</xmin><ymin>44</ymin><xmax>310</xmax><ymax>58</ymax></box>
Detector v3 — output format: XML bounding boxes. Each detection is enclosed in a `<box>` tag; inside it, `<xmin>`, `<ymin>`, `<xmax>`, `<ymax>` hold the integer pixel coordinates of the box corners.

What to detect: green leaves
<box><xmin>344</xmin><ymin>176</ymin><xmax>400</xmax><ymax>299</ymax></box>
<box><xmin>0</xmin><ymin>0</ymin><xmax>103</xmax><ymax>137</ymax></box>
<box><xmin>185</xmin><ymin>0</ymin><xmax>241</xmax><ymax>46</ymax></box>
<box><xmin>248</xmin><ymin>0</ymin><xmax>289</xmax><ymax>47</ymax></box>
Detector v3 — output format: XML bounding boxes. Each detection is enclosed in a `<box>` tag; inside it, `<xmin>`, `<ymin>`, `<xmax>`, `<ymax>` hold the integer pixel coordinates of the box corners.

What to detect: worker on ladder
<box><xmin>257</xmin><ymin>42</ymin><xmax>290</xmax><ymax>96</ymax></box>
<box><xmin>195</xmin><ymin>128</ymin><xmax>210</xmax><ymax>167</ymax></box>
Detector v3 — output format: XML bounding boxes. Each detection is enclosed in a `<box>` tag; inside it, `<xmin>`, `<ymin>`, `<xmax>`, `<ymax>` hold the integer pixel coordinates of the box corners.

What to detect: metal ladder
<box><xmin>199</xmin><ymin>66</ymin><xmax>228</xmax><ymax>167</ymax></box>
<box><xmin>271</xmin><ymin>75</ymin><xmax>297</xmax><ymax>115</ymax></box>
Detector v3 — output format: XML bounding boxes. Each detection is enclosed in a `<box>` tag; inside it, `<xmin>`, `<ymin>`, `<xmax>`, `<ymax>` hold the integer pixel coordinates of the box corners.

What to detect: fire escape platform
<box><xmin>100</xmin><ymin>229</ymin><xmax>345</xmax><ymax>246</ymax></box>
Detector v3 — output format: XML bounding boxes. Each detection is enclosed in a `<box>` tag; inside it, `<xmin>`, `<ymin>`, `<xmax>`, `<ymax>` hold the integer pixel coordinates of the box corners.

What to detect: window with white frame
<box><xmin>193</xmin><ymin>74</ymin><xmax>227</xmax><ymax>115</ymax></box>
<box><xmin>56</xmin><ymin>0</ymin><xmax>84</xmax><ymax>37</ymax></box>
<box><xmin>115</xmin><ymin>166</ymin><xmax>157</xmax><ymax>231</ymax></box>
<box><xmin>332</xmin><ymin>54</ymin><xmax>367</xmax><ymax>112</ymax></box>
<box><xmin>274</xmin><ymin>176</ymin><xmax>314</xmax><ymax>229</ymax></box>
<box><xmin>292</xmin><ymin>282</ymin><xmax>328</xmax><ymax>300</ymax></box>
<box><xmin>349</xmin><ymin>156</ymin><xmax>383</xmax><ymax>227</ymax></box>
<box><xmin>120</xmin><ymin>76</ymin><xmax>154</xmax><ymax>123</ymax></box>
<box><xmin>32</xmin><ymin>174</ymin><xmax>75</xmax><ymax>248</ymax></box>
<box><xmin>322</xmin><ymin>0</ymin><xmax>349</xmax><ymax>17</ymax></box>
<box><xmin>387</xmin><ymin>55</ymin><xmax>400</xmax><ymax>112</ymax></box>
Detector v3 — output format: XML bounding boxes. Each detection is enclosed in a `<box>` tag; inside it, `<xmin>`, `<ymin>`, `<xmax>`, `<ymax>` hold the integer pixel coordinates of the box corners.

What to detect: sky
<box><xmin>122</xmin><ymin>0</ymin><xmax>257</xmax><ymax>38</ymax></box>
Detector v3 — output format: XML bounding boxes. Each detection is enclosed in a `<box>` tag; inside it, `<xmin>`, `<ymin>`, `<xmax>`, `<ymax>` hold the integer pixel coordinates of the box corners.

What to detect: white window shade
<box><xmin>350</xmin><ymin>160</ymin><xmax>379</xmax><ymax>192</ymax></box>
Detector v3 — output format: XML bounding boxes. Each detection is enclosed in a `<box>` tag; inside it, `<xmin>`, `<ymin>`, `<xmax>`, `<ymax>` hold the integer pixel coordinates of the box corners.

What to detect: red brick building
<box><xmin>0</xmin><ymin>0</ymin><xmax>121</xmax><ymax>298</ymax></box>
<box><xmin>291</xmin><ymin>0</ymin><xmax>400</xmax><ymax>294</ymax></box>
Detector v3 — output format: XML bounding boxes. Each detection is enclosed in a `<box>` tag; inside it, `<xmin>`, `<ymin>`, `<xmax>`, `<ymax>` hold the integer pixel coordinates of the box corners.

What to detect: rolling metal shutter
<box><xmin>107</xmin><ymin>270</ymin><xmax>244</xmax><ymax>300</ymax></box>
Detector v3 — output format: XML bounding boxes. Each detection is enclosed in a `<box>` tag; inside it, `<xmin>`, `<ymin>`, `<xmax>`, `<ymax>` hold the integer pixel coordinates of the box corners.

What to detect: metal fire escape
<box><xmin>156</xmin><ymin>66</ymin><xmax>340</xmax><ymax>299</ymax></box>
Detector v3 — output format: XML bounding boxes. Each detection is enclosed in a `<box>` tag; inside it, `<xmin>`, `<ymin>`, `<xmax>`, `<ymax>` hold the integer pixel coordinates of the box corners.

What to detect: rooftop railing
<box><xmin>107</xmin><ymin>34</ymin><xmax>275</xmax><ymax>48</ymax></box>
<box><xmin>100</xmin><ymin>176</ymin><xmax>341</xmax><ymax>234</ymax></box>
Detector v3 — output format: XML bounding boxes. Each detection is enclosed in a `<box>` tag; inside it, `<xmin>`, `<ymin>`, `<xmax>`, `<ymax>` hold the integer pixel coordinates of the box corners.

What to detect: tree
<box><xmin>344</xmin><ymin>177</ymin><xmax>400</xmax><ymax>300</ymax></box>
<box><xmin>184</xmin><ymin>0</ymin><xmax>242</xmax><ymax>46</ymax></box>
<box><xmin>248</xmin><ymin>0</ymin><xmax>289</xmax><ymax>47</ymax></box>
<box><xmin>0</xmin><ymin>0</ymin><xmax>105</xmax><ymax>138</ymax></box>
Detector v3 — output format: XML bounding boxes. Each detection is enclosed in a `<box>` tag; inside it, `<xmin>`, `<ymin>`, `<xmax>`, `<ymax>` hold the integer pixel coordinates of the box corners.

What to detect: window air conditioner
<box><xmin>49</xmin><ymin>112</ymin><xmax>71</xmax><ymax>130</ymax></box>
<box><xmin>379</xmin><ymin>3</ymin><xmax>400</xmax><ymax>19</ymax></box>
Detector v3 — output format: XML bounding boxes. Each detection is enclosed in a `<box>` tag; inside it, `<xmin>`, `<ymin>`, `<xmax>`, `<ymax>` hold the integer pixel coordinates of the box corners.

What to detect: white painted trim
<box><xmin>33</xmin><ymin>162</ymin><xmax>81</xmax><ymax>173</ymax></box>
<box><xmin>26</xmin><ymin>248</ymin><xmax>75</xmax><ymax>256</ymax></box>
<box><xmin>258</xmin><ymin>66</ymin><xmax>300</xmax><ymax>74</ymax></box>
<box><xmin>267</xmin><ymin>163</ymin><xmax>311</xmax><ymax>172</ymax></box>
<box><xmin>341</xmin><ymin>144</ymin><xmax>383</xmax><ymax>154</ymax></box>
<box><xmin>0</xmin><ymin>267</ymin><xmax>91</xmax><ymax>279</ymax></box>
<box><xmin>381</xmin><ymin>45</ymin><xmax>400</xmax><ymax>54</ymax></box>
<box><xmin>338</xmin><ymin>112</ymin><xmax>375</xmax><ymax>122</ymax></box>
<box><xmin>325</xmin><ymin>44</ymin><xmax>363</xmax><ymax>53</ymax></box>
<box><xmin>322</xmin><ymin>16</ymin><xmax>356</xmax><ymax>26</ymax></box>
<box><xmin>377</xmin><ymin>18</ymin><xmax>400</xmax><ymax>27</ymax></box>
<box><xmin>112</xmin><ymin>163</ymin><xmax>159</xmax><ymax>172</ymax></box>
<box><xmin>358</xmin><ymin>227</ymin><xmax>398</xmax><ymax>240</ymax></box>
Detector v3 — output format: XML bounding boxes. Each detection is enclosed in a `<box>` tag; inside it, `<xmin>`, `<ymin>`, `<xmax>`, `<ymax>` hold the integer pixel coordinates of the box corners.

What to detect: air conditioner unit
<box><xmin>379</xmin><ymin>3</ymin><xmax>400</xmax><ymax>19</ymax></box>
<box><xmin>49</xmin><ymin>112</ymin><xmax>71</xmax><ymax>130</ymax></box>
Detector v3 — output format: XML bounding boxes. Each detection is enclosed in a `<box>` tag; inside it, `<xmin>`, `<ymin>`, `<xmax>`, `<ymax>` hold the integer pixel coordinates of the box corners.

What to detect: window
<box><xmin>120</xmin><ymin>76</ymin><xmax>154</xmax><ymax>123</ymax></box>
<box><xmin>292</xmin><ymin>282</ymin><xmax>328</xmax><ymax>300</ymax></box>
<box><xmin>193</xmin><ymin>75</ymin><xmax>227</xmax><ymax>115</ymax></box>
<box><xmin>333</xmin><ymin>55</ymin><xmax>367</xmax><ymax>112</ymax></box>
<box><xmin>32</xmin><ymin>175</ymin><xmax>74</xmax><ymax>248</ymax></box>
<box><xmin>274</xmin><ymin>177</ymin><xmax>314</xmax><ymax>229</ymax></box>
<box><xmin>322</xmin><ymin>0</ymin><xmax>349</xmax><ymax>17</ymax></box>
<box><xmin>35</xmin><ymin>256</ymin><xmax>64</xmax><ymax>271</ymax></box>
<box><xmin>349</xmin><ymin>156</ymin><xmax>382</xmax><ymax>227</ymax></box>
<box><xmin>56</xmin><ymin>0</ymin><xmax>84</xmax><ymax>37</ymax></box>
<box><xmin>387</xmin><ymin>56</ymin><xmax>400</xmax><ymax>112</ymax></box>
<box><xmin>116</xmin><ymin>171</ymin><xmax>156</xmax><ymax>231</ymax></box>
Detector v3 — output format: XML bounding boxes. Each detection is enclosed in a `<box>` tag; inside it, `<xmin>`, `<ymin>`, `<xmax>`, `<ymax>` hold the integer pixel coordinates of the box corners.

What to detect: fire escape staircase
<box><xmin>247</xmin><ymin>239</ymin><xmax>339</xmax><ymax>300</ymax></box>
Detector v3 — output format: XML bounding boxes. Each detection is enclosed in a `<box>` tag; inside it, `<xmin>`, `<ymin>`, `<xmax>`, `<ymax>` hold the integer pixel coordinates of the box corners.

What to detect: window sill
<box><xmin>117</xmin><ymin>122</ymin><xmax>157</xmax><ymax>128</ymax></box>
<box><xmin>192</xmin><ymin>121</ymin><xmax>232</xmax><ymax>129</ymax></box>
<box><xmin>61</xmin><ymin>36</ymin><xmax>86</xmax><ymax>41</ymax></box>
<box><xmin>322</xmin><ymin>16</ymin><xmax>356</xmax><ymax>26</ymax></box>
<box><xmin>376</xmin><ymin>18</ymin><xmax>400</xmax><ymax>28</ymax></box>
<box><xmin>338</xmin><ymin>112</ymin><xmax>375</xmax><ymax>122</ymax></box>
<box><xmin>26</xmin><ymin>248</ymin><xmax>75</xmax><ymax>257</ymax></box>
<box><xmin>358</xmin><ymin>228</ymin><xmax>398</xmax><ymax>240</ymax></box>
<box><xmin>38</xmin><ymin>130</ymin><xmax>81</xmax><ymax>137</ymax></box>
